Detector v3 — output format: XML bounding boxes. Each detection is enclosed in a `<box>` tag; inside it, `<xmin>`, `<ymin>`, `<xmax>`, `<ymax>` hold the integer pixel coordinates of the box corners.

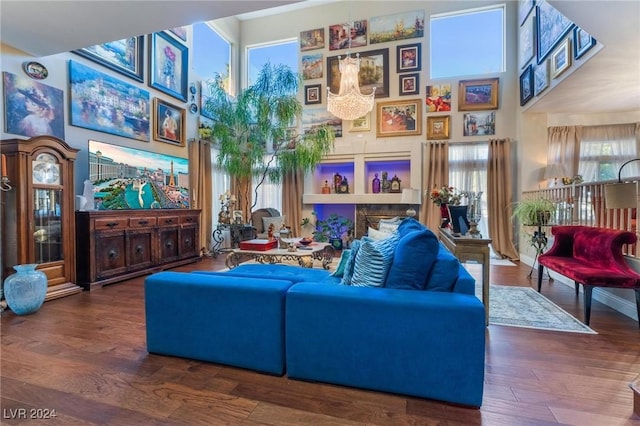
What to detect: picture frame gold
<box><xmin>153</xmin><ymin>98</ymin><xmax>186</xmax><ymax>146</ymax></box>
<box><xmin>551</xmin><ymin>38</ymin><xmax>571</xmax><ymax>79</ymax></box>
<box><xmin>426</xmin><ymin>115</ymin><xmax>450</xmax><ymax>140</ymax></box>
<box><xmin>458</xmin><ymin>78</ymin><xmax>499</xmax><ymax>111</ymax></box>
<box><xmin>376</xmin><ymin>98</ymin><xmax>421</xmax><ymax>138</ymax></box>
<box><xmin>349</xmin><ymin>112</ymin><xmax>371</xmax><ymax>132</ymax></box>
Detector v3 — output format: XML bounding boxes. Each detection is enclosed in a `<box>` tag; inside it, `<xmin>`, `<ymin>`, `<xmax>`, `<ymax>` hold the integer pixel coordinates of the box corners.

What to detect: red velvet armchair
<box><xmin>538</xmin><ymin>225</ymin><xmax>640</xmax><ymax>328</ymax></box>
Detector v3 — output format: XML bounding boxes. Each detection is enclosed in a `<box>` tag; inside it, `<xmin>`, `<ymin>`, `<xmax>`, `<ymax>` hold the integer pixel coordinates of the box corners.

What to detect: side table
<box><xmin>525</xmin><ymin>223</ymin><xmax>554</xmax><ymax>281</ymax></box>
<box><xmin>210</xmin><ymin>223</ymin><xmax>256</xmax><ymax>257</ymax></box>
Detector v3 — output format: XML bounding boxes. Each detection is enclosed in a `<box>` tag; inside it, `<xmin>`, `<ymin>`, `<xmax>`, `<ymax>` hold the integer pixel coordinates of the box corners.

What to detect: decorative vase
<box><xmin>3</xmin><ymin>264</ymin><xmax>48</xmax><ymax>315</ymax></box>
<box><xmin>439</xmin><ymin>204</ymin><xmax>450</xmax><ymax>228</ymax></box>
<box><xmin>329</xmin><ymin>237</ymin><xmax>343</xmax><ymax>250</ymax></box>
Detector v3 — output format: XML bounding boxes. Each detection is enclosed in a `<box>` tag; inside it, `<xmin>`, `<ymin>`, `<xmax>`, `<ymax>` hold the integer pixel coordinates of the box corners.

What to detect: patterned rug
<box><xmin>476</xmin><ymin>284</ymin><xmax>597</xmax><ymax>334</ymax></box>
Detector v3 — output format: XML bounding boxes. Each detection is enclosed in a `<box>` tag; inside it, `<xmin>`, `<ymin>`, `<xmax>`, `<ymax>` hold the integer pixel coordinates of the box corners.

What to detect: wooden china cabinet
<box><xmin>1</xmin><ymin>136</ymin><xmax>83</xmax><ymax>301</ymax></box>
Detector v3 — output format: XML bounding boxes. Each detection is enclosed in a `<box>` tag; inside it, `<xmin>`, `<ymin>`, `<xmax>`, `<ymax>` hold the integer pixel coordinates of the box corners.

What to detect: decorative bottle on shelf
<box><xmin>3</xmin><ymin>264</ymin><xmax>48</xmax><ymax>315</ymax></box>
<box><xmin>321</xmin><ymin>180</ymin><xmax>331</xmax><ymax>194</ymax></box>
<box><xmin>381</xmin><ymin>171</ymin><xmax>390</xmax><ymax>193</ymax></box>
<box><xmin>372</xmin><ymin>173</ymin><xmax>381</xmax><ymax>193</ymax></box>
<box><xmin>333</xmin><ymin>173</ymin><xmax>342</xmax><ymax>193</ymax></box>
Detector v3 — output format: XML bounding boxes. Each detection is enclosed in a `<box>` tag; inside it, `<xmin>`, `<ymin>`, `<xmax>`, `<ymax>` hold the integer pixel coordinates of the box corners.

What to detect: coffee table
<box><xmin>225</xmin><ymin>242</ymin><xmax>335</xmax><ymax>270</ymax></box>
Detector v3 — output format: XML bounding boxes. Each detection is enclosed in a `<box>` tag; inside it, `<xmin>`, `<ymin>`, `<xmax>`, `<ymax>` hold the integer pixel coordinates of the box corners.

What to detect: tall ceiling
<box><xmin>1</xmin><ymin>0</ymin><xmax>638</xmax><ymax>114</ymax></box>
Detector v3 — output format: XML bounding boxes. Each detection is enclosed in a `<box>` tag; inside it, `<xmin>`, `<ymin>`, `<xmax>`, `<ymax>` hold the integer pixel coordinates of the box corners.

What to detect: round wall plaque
<box><xmin>22</xmin><ymin>61</ymin><xmax>48</xmax><ymax>80</ymax></box>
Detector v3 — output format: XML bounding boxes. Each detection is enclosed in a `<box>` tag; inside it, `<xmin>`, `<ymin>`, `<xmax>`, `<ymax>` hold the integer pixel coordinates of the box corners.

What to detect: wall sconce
<box><xmin>400</xmin><ymin>188</ymin><xmax>421</xmax><ymax>218</ymax></box>
<box><xmin>604</xmin><ymin>158</ymin><xmax>640</xmax><ymax>209</ymax></box>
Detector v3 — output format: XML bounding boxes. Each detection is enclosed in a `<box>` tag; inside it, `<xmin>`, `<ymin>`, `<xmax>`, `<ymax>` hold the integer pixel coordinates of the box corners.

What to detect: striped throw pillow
<box><xmin>350</xmin><ymin>233</ymin><xmax>399</xmax><ymax>287</ymax></box>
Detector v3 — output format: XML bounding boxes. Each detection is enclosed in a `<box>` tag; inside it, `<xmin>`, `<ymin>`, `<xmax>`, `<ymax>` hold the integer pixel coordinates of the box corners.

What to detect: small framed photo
<box><xmin>376</xmin><ymin>98</ymin><xmax>422</xmax><ymax>138</ymax></box>
<box><xmin>399</xmin><ymin>73</ymin><xmax>419</xmax><ymax>96</ymax></box>
<box><xmin>396</xmin><ymin>43</ymin><xmax>421</xmax><ymax>73</ymax></box>
<box><xmin>426</xmin><ymin>115</ymin><xmax>450</xmax><ymax>140</ymax></box>
<box><xmin>149</xmin><ymin>32</ymin><xmax>189</xmax><ymax>102</ymax></box>
<box><xmin>463</xmin><ymin>112</ymin><xmax>495</xmax><ymax>136</ymax></box>
<box><xmin>153</xmin><ymin>98</ymin><xmax>186</xmax><ymax>146</ymax></box>
<box><xmin>305</xmin><ymin>84</ymin><xmax>321</xmax><ymax>105</ymax></box>
<box><xmin>300</xmin><ymin>28</ymin><xmax>325</xmax><ymax>51</ymax></box>
<box><xmin>574</xmin><ymin>26</ymin><xmax>596</xmax><ymax>59</ymax></box>
<box><xmin>233</xmin><ymin>210</ymin><xmax>244</xmax><ymax>224</ymax></box>
<box><xmin>349</xmin><ymin>113</ymin><xmax>371</xmax><ymax>132</ymax></box>
<box><xmin>519</xmin><ymin>64</ymin><xmax>534</xmax><ymax>106</ymax></box>
<box><xmin>551</xmin><ymin>38</ymin><xmax>571</xmax><ymax>79</ymax></box>
<box><xmin>534</xmin><ymin>60</ymin><xmax>549</xmax><ymax>96</ymax></box>
<box><xmin>458</xmin><ymin>78</ymin><xmax>499</xmax><ymax>111</ymax></box>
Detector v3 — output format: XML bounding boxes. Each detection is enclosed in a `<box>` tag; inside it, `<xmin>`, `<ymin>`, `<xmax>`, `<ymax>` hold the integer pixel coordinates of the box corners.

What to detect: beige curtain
<box><xmin>487</xmin><ymin>138</ymin><xmax>519</xmax><ymax>260</ymax></box>
<box><xmin>282</xmin><ymin>169</ymin><xmax>304</xmax><ymax>236</ymax></box>
<box><xmin>421</xmin><ymin>141</ymin><xmax>449</xmax><ymax>231</ymax></box>
<box><xmin>547</xmin><ymin>125</ymin><xmax>579</xmax><ymax>176</ymax></box>
<box><xmin>188</xmin><ymin>139</ymin><xmax>213</xmax><ymax>255</ymax></box>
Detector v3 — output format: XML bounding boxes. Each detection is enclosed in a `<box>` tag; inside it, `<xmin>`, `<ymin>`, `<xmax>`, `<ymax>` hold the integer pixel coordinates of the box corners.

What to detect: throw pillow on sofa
<box><xmin>350</xmin><ymin>233</ymin><xmax>399</xmax><ymax>287</ymax></box>
<box><xmin>331</xmin><ymin>249</ymin><xmax>351</xmax><ymax>278</ymax></box>
<box><xmin>341</xmin><ymin>239</ymin><xmax>362</xmax><ymax>285</ymax></box>
<box><xmin>262</xmin><ymin>215</ymin><xmax>287</xmax><ymax>235</ymax></box>
<box><xmin>367</xmin><ymin>226</ymin><xmax>395</xmax><ymax>241</ymax></box>
<box><xmin>385</xmin><ymin>228</ymin><xmax>439</xmax><ymax>290</ymax></box>
<box><xmin>424</xmin><ymin>244</ymin><xmax>462</xmax><ymax>291</ymax></box>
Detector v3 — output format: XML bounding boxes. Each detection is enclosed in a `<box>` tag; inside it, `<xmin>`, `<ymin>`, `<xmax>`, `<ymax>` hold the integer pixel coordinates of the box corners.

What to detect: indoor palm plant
<box><xmin>202</xmin><ymin>63</ymin><xmax>335</xmax><ymax>219</ymax></box>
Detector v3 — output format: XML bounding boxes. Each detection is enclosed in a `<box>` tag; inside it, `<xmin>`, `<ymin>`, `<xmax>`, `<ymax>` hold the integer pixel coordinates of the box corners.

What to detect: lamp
<box><xmin>604</xmin><ymin>158</ymin><xmax>640</xmax><ymax>209</ymax></box>
<box><xmin>543</xmin><ymin>163</ymin><xmax>569</xmax><ymax>188</ymax></box>
<box><xmin>327</xmin><ymin>22</ymin><xmax>376</xmax><ymax>120</ymax></box>
<box><xmin>400</xmin><ymin>188</ymin><xmax>421</xmax><ymax>218</ymax></box>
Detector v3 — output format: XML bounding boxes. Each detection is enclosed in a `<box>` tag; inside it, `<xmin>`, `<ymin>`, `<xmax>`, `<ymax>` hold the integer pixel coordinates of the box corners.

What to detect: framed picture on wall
<box><xmin>519</xmin><ymin>64</ymin><xmax>534</xmax><ymax>106</ymax></box>
<box><xmin>396</xmin><ymin>43</ymin><xmax>421</xmax><ymax>73</ymax></box>
<box><xmin>536</xmin><ymin>1</ymin><xmax>574</xmax><ymax>63</ymax></box>
<box><xmin>534</xmin><ymin>59</ymin><xmax>549</xmax><ymax>95</ymax></box>
<box><xmin>153</xmin><ymin>98</ymin><xmax>186</xmax><ymax>146</ymax></box>
<box><xmin>304</xmin><ymin>84</ymin><xmax>322</xmax><ymax>105</ymax></box>
<box><xmin>458</xmin><ymin>78</ymin><xmax>499</xmax><ymax>111</ymax></box>
<box><xmin>376</xmin><ymin>98</ymin><xmax>421</xmax><ymax>137</ymax></box>
<box><xmin>349</xmin><ymin>112</ymin><xmax>371</xmax><ymax>132</ymax></box>
<box><xmin>327</xmin><ymin>48</ymin><xmax>389</xmax><ymax>98</ymax></box>
<box><xmin>399</xmin><ymin>73</ymin><xmax>419</xmax><ymax>96</ymax></box>
<box><xmin>573</xmin><ymin>26</ymin><xmax>596</xmax><ymax>59</ymax></box>
<box><xmin>74</xmin><ymin>36</ymin><xmax>145</xmax><ymax>82</ymax></box>
<box><xmin>550</xmin><ymin>38</ymin><xmax>571</xmax><ymax>79</ymax></box>
<box><xmin>463</xmin><ymin>112</ymin><xmax>495</xmax><ymax>136</ymax></box>
<box><xmin>302</xmin><ymin>53</ymin><xmax>323</xmax><ymax>79</ymax></box>
<box><xmin>519</xmin><ymin>13</ymin><xmax>535</xmax><ymax>69</ymax></box>
<box><xmin>426</xmin><ymin>115</ymin><xmax>450</xmax><ymax>140</ymax></box>
<box><xmin>149</xmin><ymin>32</ymin><xmax>189</xmax><ymax>102</ymax></box>
<box><xmin>300</xmin><ymin>28</ymin><xmax>325</xmax><ymax>51</ymax></box>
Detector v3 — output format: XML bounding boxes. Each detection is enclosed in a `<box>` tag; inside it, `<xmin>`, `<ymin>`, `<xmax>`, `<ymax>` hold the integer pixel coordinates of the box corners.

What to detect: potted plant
<box><xmin>313</xmin><ymin>213</ymin><xmax>353</xmax><ymax>250</ymax></box>
<box><xmin>512</xmin><ymin>196</ymin><xmax>557</xmax><ymax>225</ymax></box>
<box><xmin>202</xmin><ymin>63</ymin><xmax>336</xmax><ymax>219</ymax></box>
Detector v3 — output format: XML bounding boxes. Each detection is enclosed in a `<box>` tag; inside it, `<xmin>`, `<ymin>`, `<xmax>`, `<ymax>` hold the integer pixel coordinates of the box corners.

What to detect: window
<box><xmin>192</xmin><ymin>22</ymin><xmax>231</xmax><ymax>91</ymax></box>
<box><xmin>430</xmin><ymin>5</ymin><xmax>505</xmax><ymax>79</ymax></box>
<box><xmin>246</xmin><ymin>39</ymin><xmax>298</xmax><ymax>86</ymax></box>
<box><xmin>578</xmin><ymin>124</ymin><xmax>639</xmax><ymax>182</ymax></box>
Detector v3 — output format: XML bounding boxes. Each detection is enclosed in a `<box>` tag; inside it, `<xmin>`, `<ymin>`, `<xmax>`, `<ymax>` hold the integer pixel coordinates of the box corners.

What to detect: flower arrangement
<box><xmin>429</xmin><ymin>185</ymin><xmax>462</xmax><ymax>206</ymax></box>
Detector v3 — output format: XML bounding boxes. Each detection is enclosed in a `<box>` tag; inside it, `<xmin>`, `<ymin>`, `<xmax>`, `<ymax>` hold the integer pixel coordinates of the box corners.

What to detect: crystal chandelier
<box><xmin>327</xmin><ymin>23</ymin><xmax>376</xmax><ymax>120</ymax></box>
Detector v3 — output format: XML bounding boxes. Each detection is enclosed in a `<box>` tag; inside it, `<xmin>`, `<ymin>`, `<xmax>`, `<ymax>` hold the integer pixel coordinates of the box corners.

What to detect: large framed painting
<box><xmin>69</xmin><ymin>60</ymin><xmax>150</xmax><ymax>141</ymax></box>
<box><xmin>302</xmin><ymin>107</ymin><xmax>342</xmax><ymax>138</ymax></box>
<box><xmin>3</xmin><ymin>71</ymin><xmax>65</xmax><ymax>139</ymax></box>
<box><xmin>376</xmin><ymin>98</ymin><xmax>422</xmax><ymax>138</ymax></box>
<box><xmin>300</xmin><ymin>28</ymin><xmax>325</xmax><ymax>51</ymax></box>
<box><xmin>153</xmin><ymin>98</ymin><xmax>186</xmax><ymax>146</ymax></box>
<box><xmin>329</xmin><ymin>20</ymin><xmax>367</xmax><ymax>51</ymax></box>
<box><xmin>88</xmin><ymin>139</ymin><xmax>190</xmax><ymax>209</ymax></box>
<box><xmin>327</xmin><ymin>48</ymin><xmax>389</xmax><ymax>98</ymax></box>
<box><xmin>302</xmin><ymin>53</ymin><xmax>323</xmax><ymax>80</ymax></box>
<box><xmin>458</xmin><ymin>78</ymin><xmax>499</xmax><ymax>111</ymax></box>
<box><xmin>536</xmin><ymin>1</ymin><xmax>574</xmax><ymax>63</ymax></box>
<box><xmin>463</xmin><ymin>112</ymin><xmax>495</xmax><ymax>136</ymax></box>
<box><xmin>519</xmin><ymin>64</ymin><xmax>534</xmax><ymax>106</ymax></box>
<box><xmin>74</xmin><ymin>36</ymin><xmax>144</xmax><ymax>82</ymax></box>
<box><xmin>149</xmin><ymin>32</ymin><xmax>188</xmax><ymax>102</ymax></box>
<box><xmin>369</xmin><ymin>10</ymin><xmax>424</xmax><ymax>44</ymax></box>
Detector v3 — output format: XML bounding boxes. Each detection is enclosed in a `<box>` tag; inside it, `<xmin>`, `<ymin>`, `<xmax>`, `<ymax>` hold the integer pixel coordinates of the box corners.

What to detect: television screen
<box><xmin>88</xmin><ymin>140</ymin><xmax>189</xmax><ymax>209</ymax></box>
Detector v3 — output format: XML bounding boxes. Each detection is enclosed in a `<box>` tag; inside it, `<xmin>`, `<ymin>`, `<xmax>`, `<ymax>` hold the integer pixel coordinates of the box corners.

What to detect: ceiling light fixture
<box><xmin>327</xmin><ymin>20</ymin><xmax>375</xmax><ymax>121</ymax></box>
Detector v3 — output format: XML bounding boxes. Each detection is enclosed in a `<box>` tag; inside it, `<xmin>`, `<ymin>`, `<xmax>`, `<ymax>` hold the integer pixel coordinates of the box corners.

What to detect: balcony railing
<box><xmin>522</xmin><ymin>179</ymin><xmax>638</xmax><ymax>257</ymax></box>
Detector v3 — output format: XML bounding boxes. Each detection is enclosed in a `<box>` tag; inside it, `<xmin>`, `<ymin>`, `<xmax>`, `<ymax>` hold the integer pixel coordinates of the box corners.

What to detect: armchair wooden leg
<box><xmin>583</xmin><ymin>284</ymin><xmax>593</xmax><ymax>326</ymax></box>
<box><xmin>575</xmin><ymin>281</ymin><xmax>580</xmax><ymax>297</ymax></box>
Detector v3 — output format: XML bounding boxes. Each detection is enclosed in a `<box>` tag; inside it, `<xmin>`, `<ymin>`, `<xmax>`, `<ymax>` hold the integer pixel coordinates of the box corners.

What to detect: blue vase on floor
<box><xmin>3</xmin><ymin>264</ymin><xmax>48</xmax><ymax>315</ymax></box>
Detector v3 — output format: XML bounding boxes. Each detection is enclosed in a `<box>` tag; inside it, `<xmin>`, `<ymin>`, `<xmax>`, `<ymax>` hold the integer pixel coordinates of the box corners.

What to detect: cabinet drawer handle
<box><xmin>184</xmin><ymin>238</ymin><xmax>191</xmax><ymax>245</ymax></box>
<box><xmin>138</xmin><ymin>220</ymin><xmax>149</xmax><ymax>225</ymax></box>
<box><xmin>106</xmin><ymin>222</ymin><xmax>119</xmax><ymax>228</ymax></box>
<box><xmin>166</xmin><ymin>240</ymin><xmax>174</xmax><ymax>249</ymax></box>
<box><xmin>135</xmin><ymin>245</ymin><xmax>144</xmax><ymax>254</ymax></box>
<box><xmin>185</xmin><ymin>217</ymin><xmax>193</xmax><ymax>222</ymax></box>
<box><xmin>108</xmin><ymin>249</ymin><xmax>118</xmax><ymax>259</ymax></box>
<box><xmin>165</xmin><ymin>219</ymin><xmax>174</xmax><ymax>224</ymax></box>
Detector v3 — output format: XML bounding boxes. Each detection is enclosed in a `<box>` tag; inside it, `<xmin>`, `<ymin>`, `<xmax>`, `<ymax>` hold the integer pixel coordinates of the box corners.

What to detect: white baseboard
<box><xmin>520</xmin><ymin>254</ymin><xmax>638</xmax><ymax>321</ymax></box>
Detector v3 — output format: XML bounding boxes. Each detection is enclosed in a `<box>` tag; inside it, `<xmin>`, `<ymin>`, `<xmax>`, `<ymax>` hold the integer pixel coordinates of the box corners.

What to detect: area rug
<box><xmin>476</xmin><ymin>284</ymin><xmax>597</xmax><ymax>334</ymax></box>
<box><xmin>489</xmin><ymin>258</ymin><xmax>516</xmax><ymax>266</ymax></box>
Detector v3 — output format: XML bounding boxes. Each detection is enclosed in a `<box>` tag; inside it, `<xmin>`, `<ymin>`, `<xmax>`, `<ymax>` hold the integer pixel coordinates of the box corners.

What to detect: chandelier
<box><xmin>327</xmin><ymin>24</ymin><xmax>376</xmax><ymax>120</ymax></box>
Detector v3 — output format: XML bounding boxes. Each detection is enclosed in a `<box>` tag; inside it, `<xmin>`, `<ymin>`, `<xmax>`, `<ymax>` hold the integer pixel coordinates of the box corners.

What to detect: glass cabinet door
<box><xmin>32</xmin><ymin>152</ymin><xmax>64</xmax><ymax>264</ymax></box>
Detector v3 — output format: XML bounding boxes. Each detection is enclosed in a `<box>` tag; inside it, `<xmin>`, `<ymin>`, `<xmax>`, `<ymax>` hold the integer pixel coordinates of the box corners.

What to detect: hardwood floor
<box><xmin>1</xmin><ymin>257</ymin><xmax>639</xmax><ymax>425</ymax></box>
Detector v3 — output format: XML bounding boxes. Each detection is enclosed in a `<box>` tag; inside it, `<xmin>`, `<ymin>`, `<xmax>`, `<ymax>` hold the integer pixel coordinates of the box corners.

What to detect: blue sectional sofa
<box><xmin>145</xmin><ymin>218</ymin><xmax>486</xmax><ymax>407</ymax></box>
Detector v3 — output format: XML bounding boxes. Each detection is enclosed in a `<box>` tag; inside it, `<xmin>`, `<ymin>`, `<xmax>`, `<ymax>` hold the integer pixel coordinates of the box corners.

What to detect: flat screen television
<box><xmin>88</xmin><ymin>139</ymin><xmax>189</xmax><ymax>209</ymax></box>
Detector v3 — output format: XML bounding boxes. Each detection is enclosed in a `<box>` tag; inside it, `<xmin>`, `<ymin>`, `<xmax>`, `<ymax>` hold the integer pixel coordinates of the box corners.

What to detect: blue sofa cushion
<box><xmin>331</xmin><ymin>249</ymin><xmax>351</xmax><ymax>278</ymax></box>
<box><xmin>397</xmin><ymin>217</ymin><xmax>426</xmax><ymax>236</ymax></box>
<box><xmin>425</xmin><ymin>244</ymin><xmax>462</xmax><ymax>291</ymax></box>
<box><xmin>341</xmin><ymin>239</ymin><xmax>362</xmax><ymax>285</ymax></box>
<box><xmin>197</xmin><ymin>264</ymin><xmax>332</xmax><ymax>283</ymax></box>
<box><xmin>351</xmin><ymin>233</ymin><xmax>399</xmax><ymax>287</ymax></box>
<box><xmin>386</xmin><ymin>228</ymin><xmax>439</xmax><ymax>290</ymax></box>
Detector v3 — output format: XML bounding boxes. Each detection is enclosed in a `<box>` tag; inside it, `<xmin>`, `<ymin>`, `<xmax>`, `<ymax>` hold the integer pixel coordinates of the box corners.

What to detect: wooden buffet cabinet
<box><xmin>75</xmin><ymin>209</ymin><xmax>201</xmax><ymax>289</ymax></box>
